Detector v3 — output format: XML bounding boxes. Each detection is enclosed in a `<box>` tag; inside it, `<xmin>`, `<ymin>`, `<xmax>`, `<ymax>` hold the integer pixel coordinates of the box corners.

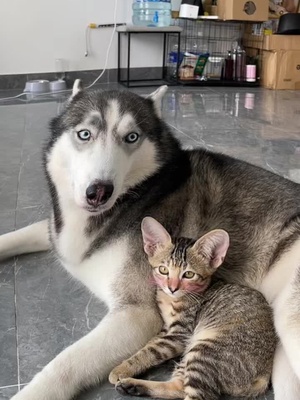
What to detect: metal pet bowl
<box><xmin>277</xmin><ymin>13</ymin><xmax>300</xmax><ymax>35</ymax></box>
<box><xmin>24</xmin><ymin>80</ymin><xmax>50</xmax><ymax>93</ymax></box>
<box><xmin>50</xmin><ymin>80</ymin><xmax>67</xmax><ymax>92</ymax></box>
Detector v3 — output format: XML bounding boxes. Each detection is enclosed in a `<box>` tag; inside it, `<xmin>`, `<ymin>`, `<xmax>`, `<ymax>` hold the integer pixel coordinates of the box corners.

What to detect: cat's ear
<box><xmin>141</xmin><ymin>217</ymin><xmax>172</xmax><ymax>257</ymax></box>
<box><xmin>192</xmin><ymin>230</ymin><xmax>229</xmax><ymax>269</ymax></box>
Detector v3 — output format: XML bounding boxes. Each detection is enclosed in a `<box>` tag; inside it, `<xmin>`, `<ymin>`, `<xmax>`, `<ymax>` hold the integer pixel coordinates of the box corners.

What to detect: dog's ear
<box><xmin>148</xmin><ymin>85</ymin><xmax>168</xmax><ymax>118</ymax></box>
<box><xmin>71</xmin><ymin>79</ymin><xmax>84</xmax><ymax>98</ymax></box>
<box><xmin>141</xmin><ymin>217</ymin><xmax>171</xmax><ymax>257</ymax></box>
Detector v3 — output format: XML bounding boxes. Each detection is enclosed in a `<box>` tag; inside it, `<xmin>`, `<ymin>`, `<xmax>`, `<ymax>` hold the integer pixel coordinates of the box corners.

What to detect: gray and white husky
<box><xmin>1</xmin><ymin>81</ymin><xmax>300</xmax><ymax>400</ymax></box>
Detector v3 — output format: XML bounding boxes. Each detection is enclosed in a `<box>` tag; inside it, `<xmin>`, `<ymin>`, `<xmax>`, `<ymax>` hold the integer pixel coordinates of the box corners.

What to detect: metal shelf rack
<box><xmin>166</xmin><ymin>18</ymin><xmax>259</xmax><ymax>87</ymax></box>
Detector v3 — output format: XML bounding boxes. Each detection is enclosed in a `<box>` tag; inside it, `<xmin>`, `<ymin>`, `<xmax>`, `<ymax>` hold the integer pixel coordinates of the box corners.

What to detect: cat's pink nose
<box><xmin>168</xmin><ymin>279</ymin><xmax>180</xmax><ymax>294</ymax></box>
<box><xmin>168</xmin><ymin>285</ymin><xmax>179</xmax><ymax>294</ymax></box>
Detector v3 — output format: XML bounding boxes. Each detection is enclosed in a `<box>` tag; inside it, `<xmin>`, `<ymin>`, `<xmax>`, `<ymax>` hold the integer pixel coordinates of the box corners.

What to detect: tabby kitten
<box><xmin>109</xmin><ymin>217</ymin><xmax>277</xmax><ymax>400</ymax></box>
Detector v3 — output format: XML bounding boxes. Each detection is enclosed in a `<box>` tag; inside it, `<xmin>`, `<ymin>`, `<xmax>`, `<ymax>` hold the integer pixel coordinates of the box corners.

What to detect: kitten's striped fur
<box><xmin>110</xmin><ymin>218</ymin><xmax>277</xmax><ymax>399</ymax></box>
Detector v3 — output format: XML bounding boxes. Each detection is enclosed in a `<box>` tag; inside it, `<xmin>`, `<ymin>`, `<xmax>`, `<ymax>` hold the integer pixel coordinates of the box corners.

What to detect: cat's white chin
<box><xmin>164</xmin><ymin>289</ymin><xmax>184</xmax><ymax>299</ymax></box>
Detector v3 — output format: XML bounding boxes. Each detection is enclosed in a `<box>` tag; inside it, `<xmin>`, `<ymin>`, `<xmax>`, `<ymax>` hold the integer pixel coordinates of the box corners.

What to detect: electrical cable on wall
<box><xmin>86</xmin><ymin>0</ymin><xmax>119</xmax><ymax>89</ymax></box>
<box><xmin>0</xmin><ymin>0</ymin><xmax>119</xmax><ymax>102</ymax></box>
<box><xmin>85</xmin><ymin>25</ymin><xmax>91</xmax><ymax>57</ymax></box>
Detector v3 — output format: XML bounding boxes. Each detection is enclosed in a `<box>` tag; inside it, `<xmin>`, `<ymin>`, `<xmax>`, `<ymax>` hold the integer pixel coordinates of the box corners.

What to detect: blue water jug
<box><xmin>132</xmin><ymin>0</ymin><xmax>172</xmax><ymax>27</ymax></box>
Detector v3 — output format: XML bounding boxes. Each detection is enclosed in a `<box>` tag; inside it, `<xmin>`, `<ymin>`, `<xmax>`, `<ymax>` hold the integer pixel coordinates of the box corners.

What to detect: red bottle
<box><xmin>224</xmin><ymin>51</ymin><xmax>234</xmax><ymax>81</ymax></box>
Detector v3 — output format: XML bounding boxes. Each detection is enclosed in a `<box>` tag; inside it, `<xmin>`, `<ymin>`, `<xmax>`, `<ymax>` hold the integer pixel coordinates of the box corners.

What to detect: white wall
<box><xmin>0</xmin><ymin>0</ymin><xmax>163</xmax><ymax>75</ymax></box>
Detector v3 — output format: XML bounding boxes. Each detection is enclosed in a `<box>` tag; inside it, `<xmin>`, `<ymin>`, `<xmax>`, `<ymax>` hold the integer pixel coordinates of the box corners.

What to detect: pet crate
<box><xmin>166</xmin><ymin>18</ymin><xmax>260</xmax><ymax>87</ymax></box>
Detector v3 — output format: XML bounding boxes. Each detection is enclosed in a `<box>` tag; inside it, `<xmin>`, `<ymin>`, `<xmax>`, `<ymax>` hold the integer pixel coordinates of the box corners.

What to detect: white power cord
<box><xmin>85</xmin><ymin>26</ymin><xmax>90</xmax><ymax>57</ymax></box>
<box><xmin>0</xmin><ymin>0</ymin><xmax>118</xmax><ymax>102</ymax></box>
<box><xmin>86</xmin><ymin>0</ymin><xmax>118</xmax><ymax>89</ymax></box>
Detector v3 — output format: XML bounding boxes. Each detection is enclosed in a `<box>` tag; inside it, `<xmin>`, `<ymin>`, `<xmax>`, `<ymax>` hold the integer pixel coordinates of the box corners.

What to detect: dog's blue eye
<box><xmin>77</xmin><ymin>130</ymin><xmax>91</xmax><ymax>141</ymax></box>
<box><xmin>124</xmin><ymin>132</ymin><xmax>139</xmax><ymax>144</ymax></box>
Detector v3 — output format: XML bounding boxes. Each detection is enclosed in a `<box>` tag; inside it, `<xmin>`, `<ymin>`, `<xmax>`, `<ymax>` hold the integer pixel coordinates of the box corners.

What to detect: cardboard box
<box><xmin>261</xmin><ymin>49</ymin><xmax>300</xmax><ymax>89</ymax></box>
<box><xmin>244</xmin><ymin>33</ymin><xmax>300</xmax><ymax>89</ymax></box>
<box><xmin>263</xmin><ymin>35</ymin><xmax>300</xmax><ymax>50</ymax></box>
<box><xmin>217</xmin><ymin>0</ymin><xmax>269</xmax><ymax>21</ymax></box>
<box><xmin>244</xmin><ymin>33</ymin><xmax>300</xmax><ymax>50</ymax></box>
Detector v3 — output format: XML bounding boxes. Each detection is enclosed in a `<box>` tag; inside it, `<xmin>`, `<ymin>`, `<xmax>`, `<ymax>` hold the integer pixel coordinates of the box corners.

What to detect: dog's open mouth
<box><xmin>86</xmin><ymin>208</ymin><xmax>101</xmax><ymax>213</ymax></box>
<box><xmin>84</xmin><ymin>201</ymin><xmax>115</xmax><ymax>214</ymax></box>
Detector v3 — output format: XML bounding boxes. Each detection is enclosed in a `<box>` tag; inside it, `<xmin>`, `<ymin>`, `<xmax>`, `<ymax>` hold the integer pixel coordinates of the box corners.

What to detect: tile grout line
<box><xmin>0</xmin><ymin>383</ymin><xmax>28</xmax><ymax>390</ymax></box>
<box><xmin>13</xmin><ymin>211</ymin><xmax>20</xmax><ymax>391</ymax></box>
<box><xmin>167</xmin><ymin>122</ymin><xmax>192</xmax><ymax>138</ymax></box>
<box><xmin>167</xmin><ymin>122</ymin><xmax>207</xmax><ymax>148</ymax></box>
<box><xmin>13</xmin><ymin>110</ymin><xmax>27</xmax><ymax>392</ymax></box>
<box><xmin>14</xmin><ymin>257</ymin><xmax>21</xmax><ymax>392</ymax></box>
<box><xmin>15</xmin><ymin>110</ymin><xmax>27</xmax><ymax>213</ymax></box>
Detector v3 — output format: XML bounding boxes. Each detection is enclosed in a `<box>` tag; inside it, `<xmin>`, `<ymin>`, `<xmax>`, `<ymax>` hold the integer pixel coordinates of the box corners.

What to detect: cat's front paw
<box><xmin>116</xmin><ymin>378</ymin><xmax>148</xmax><ymax>397</ymax></box>
<box><xmin>109</xmin><ymin>363</ymin><xmax>132</xmax><ymax>385</ymax></box>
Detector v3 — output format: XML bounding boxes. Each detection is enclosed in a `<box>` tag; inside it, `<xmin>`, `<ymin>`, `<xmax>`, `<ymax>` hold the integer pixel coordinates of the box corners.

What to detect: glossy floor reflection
<box><xmin>1</xmin><ymin>83</ymin><xmax>300</xmax><ymax>399</ymax></box>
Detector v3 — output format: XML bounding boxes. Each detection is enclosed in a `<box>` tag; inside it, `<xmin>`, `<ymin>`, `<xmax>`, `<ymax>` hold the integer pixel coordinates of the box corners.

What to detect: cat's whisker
<box><xmin>182</xmin><ymin>290</ymin><xmax>201</xmax><ymax>303</ymax></box>
<box><xmin>189</xmin><ymin>293</ymin><xmax>199</xmax><ymax>301</ymax></box>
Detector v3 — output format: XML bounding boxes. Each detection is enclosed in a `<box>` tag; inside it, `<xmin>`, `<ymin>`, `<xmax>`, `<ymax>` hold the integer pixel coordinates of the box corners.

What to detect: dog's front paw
<box><xmin>10</xmin><ymin>387</ymin><xmax>43</xmax><ymax>400</ymax></box>
<box><xmin>116</xmin><ymin>378</ymin><xmax>148</xmax><ymax>397</ymax></box>
<box><xmin>109</xmin><ymin>363</ymin><xmax>132</xmax><ymax>385</ymax></box>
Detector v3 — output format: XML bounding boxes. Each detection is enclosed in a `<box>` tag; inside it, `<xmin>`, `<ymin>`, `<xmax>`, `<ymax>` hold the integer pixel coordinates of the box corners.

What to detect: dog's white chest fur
<box><xmin>64</xmin><ymin>240</ymin><xmax>128</xmax><ymax>307</ymax></box>
<box><xmin>53</xmin><ymin>209</ymin><xmax>129</xmax><ymax>308</ymax></box>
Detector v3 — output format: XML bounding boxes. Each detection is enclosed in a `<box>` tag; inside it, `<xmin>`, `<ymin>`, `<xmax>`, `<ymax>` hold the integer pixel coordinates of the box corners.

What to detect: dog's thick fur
<box><xmin>1</xmin><ymin>83</ymin><xmax>300</xmax><ymax>400</ymax></box>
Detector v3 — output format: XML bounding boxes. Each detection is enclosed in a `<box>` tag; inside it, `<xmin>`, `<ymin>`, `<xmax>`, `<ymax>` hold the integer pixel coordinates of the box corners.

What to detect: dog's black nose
<box><xmin>86</xmin><ymin>181</ymin><xmax>114</xmax><ymax>207</ymax></box>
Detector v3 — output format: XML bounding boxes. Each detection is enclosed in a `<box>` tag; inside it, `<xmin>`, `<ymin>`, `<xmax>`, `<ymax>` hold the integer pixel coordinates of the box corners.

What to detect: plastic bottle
<box><xmin>231</xmin><ymin>41</ymin><xmax>238</xmax><ymax>80</ymax></box>
<box><xmin>132</xmin><ymin>0</ymin><xmax>172</xmax><ymax>27</ymax></box>
<box><xmin>195</xmin><ymin>0</ymin><xmax>204</xmax><ymax>16</ymax></box>
<box><xmin>235</xmin><ymin>45</ymin><xmax>246</xmax><ymax>81</ymax></box>
<box><xmin>168</xmin><ymin>43</ymin><xmax>179</xmax><ymax>79</ymax></box>
<box><xmin>232</xmin><ymin>42</ymin><xmax>246</xmax><ymax>81</ymax></box>
<box><xmin>224</xmin><ymin>51</ymin><xmax>234</xmax><ymax>80</ymax></box>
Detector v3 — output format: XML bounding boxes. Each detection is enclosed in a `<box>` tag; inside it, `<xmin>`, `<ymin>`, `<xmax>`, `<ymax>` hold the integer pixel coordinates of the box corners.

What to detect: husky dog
<box><xmin>1</xmin><ymin>81</ymin><xmax>300</xmax><ymax>400</ymax></box>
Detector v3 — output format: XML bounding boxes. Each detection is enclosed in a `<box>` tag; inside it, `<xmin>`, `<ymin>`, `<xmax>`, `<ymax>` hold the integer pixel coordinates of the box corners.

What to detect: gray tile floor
<box><xmin>1</xmin><ymin>83</ymin><xmax>300</xmax><ymax>399</ymax></box>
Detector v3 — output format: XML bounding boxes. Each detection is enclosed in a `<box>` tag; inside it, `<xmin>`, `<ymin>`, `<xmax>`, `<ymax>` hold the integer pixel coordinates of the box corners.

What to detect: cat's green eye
<box><xmin>183</xmin><ymin>271</ymin><xmax>195</xmax><ymax>279</ymax></box>
<box><xmin>159</xmin><ymin>266</ymin><xmax>169</xmax><ymax>275</ymax></box>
